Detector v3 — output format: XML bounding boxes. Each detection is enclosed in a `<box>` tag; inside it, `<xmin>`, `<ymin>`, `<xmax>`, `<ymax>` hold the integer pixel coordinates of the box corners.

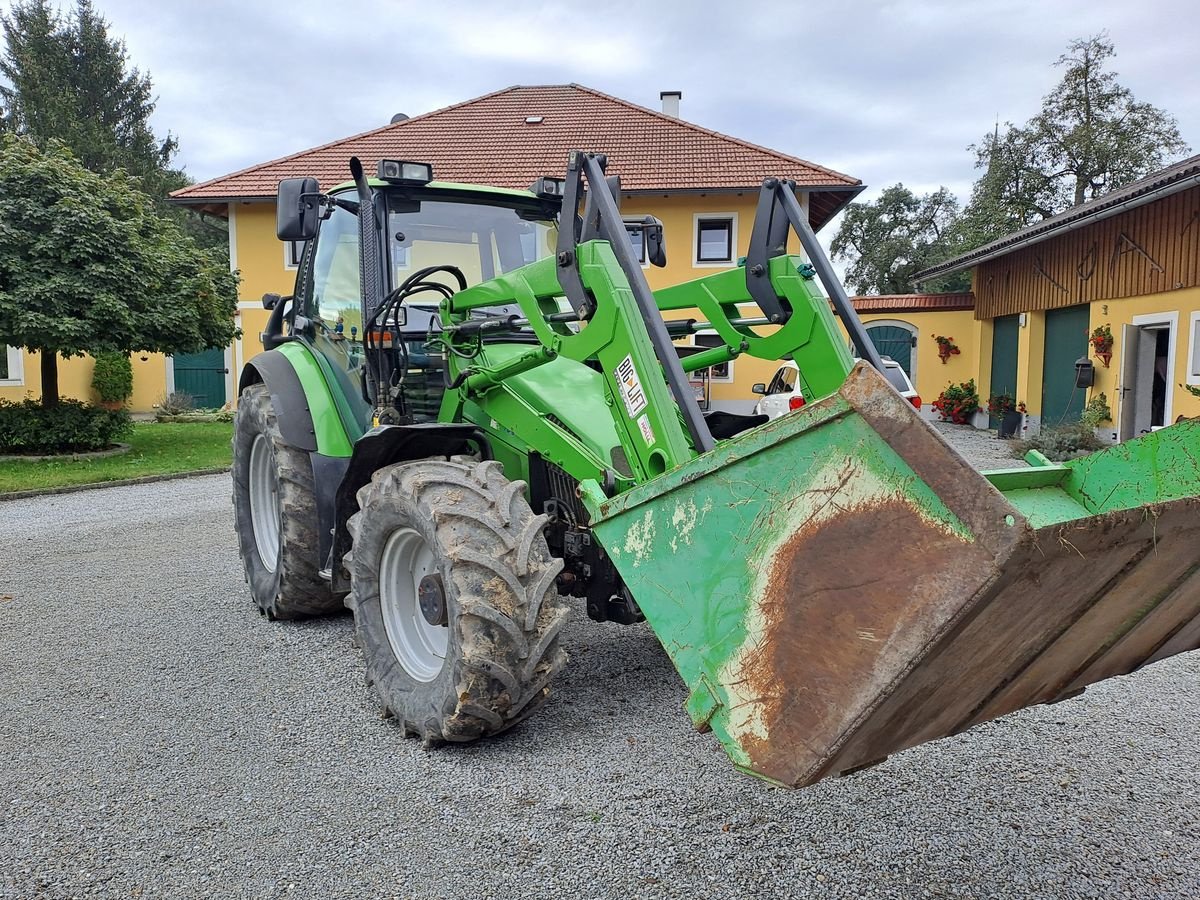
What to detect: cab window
<box><xmin>307</xmin><ymin>205</ymin><xmax>362</xmax><ymax>335</ymax></box>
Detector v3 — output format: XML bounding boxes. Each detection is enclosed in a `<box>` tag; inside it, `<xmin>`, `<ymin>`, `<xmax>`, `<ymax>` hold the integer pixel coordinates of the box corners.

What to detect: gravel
<box><xmin>2</xmin><ymin>463</ymin><xmax>1198</xmax><ymax>899</ymax></box>
<box><xmin>932</xmin><ymin>419</ymin><xmax>1029</xmax><ymax>471</ymax></box>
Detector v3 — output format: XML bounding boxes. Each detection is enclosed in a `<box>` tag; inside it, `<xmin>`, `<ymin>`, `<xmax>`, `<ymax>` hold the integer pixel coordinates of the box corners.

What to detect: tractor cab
<box><xmin>271</xmin><ymin>162</ymin><xmax>562</xmax><ymax>427</ymax></box>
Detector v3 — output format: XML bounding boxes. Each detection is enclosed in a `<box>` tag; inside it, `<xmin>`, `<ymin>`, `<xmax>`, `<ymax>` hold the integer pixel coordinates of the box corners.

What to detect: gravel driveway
<box><xmin>2</xmin><ymin>429</ymin><xmax>1197</xmax><ymax>899</ymax></box>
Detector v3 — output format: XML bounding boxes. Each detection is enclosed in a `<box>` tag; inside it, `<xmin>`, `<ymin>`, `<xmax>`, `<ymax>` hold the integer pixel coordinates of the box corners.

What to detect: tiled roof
<box><xmin>850</xmin><ymin>293</ymin><xmax>975</xmax><ymax>313</ymax></box>
<box><xmin>914</xmin><ymin>152</ymin><xmax>1200</xmax><ymax>281</ymax></box>
<box><xmin>171</xmin><ymin>84</ymin><xmax>862</xmax><ymax>228</ymax></box>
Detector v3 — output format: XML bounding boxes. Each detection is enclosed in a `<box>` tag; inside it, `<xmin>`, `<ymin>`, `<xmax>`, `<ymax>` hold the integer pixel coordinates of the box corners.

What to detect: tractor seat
<box><xmin>703</xmin><ymin>410</ymin><xmax>769</xmax><ymax>440</ymax></box>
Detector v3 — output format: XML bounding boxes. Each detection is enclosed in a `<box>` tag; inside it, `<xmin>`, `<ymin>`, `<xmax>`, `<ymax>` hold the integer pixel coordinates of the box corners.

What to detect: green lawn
<box><xmin>0</xmin><ymin>421</ymin><xmax>232</xmax><ymax>494</ymax></box>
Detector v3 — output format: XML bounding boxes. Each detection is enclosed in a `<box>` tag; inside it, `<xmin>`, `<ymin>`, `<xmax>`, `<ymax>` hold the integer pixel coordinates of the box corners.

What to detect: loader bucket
<box><xmin>580</xmin><ymin>363</ymin><xmax>1200</xmax><ymax>788</ymax></box>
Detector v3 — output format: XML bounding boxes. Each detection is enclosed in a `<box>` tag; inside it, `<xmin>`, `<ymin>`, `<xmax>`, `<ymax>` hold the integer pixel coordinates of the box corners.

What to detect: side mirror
<box><xmin>623</xmin><ymin>215</ymin><xmax>667</xmax><ymax>268</ymax></box>
<box><xmin>262</xmin><ymin>292</ymin><xmax>282</xmax><ymax>310</ymax></box>
<box><xmin>276</xmin><ymin>177</ymin><xmax>321</xmax><ymax>241</ymax></box>
<box><xmin>643</xmin><ymin>217</ymin><xmax>667</xmax><ymax>268</ymax></box>
<box><xmin>751</xmin><ymin>383</ymin><xmax>767</xmax><ymax>395</ymax></box>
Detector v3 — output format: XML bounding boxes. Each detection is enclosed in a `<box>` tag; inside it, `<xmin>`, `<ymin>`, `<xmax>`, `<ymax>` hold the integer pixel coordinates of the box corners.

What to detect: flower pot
<box><xmin>1098</xmin><ymin>350</ymin><xmax>1112</xmax><ymax>368</ymax></box>
<box><xmin>999</xmin><ymin>410</ymin><xmax>1023</xmax><ymax>439</ymax></box>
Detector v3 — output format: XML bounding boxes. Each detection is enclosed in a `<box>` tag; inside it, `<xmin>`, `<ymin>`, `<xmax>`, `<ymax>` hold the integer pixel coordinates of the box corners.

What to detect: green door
<box><xmin>173</xmin><ymin>347</ymin><xmax>228</xmax><ymax>409</ymax></box>
<box><xmin>865</xmin><ymin>324</ymin><xmax>914</xmax><ymax>376</ymax></box>
<box><xmin>1041</xmin><ymin>305</ymin><xmax>1090</xmax><ymax>426</ymax></box>
<box><xmin>989</xmin><ymin>314</ymin><xmax>1020</xmax><ymax>427</ymax></box>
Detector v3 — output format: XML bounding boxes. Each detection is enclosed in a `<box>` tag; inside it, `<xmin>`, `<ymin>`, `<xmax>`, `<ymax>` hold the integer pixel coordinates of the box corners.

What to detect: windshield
<box><xmin>386</xmin><ymin>195</ymin><xmax>558</xmax><ymax>291</ymax></box>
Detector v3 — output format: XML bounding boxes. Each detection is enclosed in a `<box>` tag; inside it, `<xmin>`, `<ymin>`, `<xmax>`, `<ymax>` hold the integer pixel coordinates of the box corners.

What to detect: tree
<box><xmin>0</xmin><ymin>135</ymin><xmax>238</xmax><ymax>407</ymax></box>
<box><xmin>961</xmin><ymin>34</ymin><xmax>1189</xmax><ymax>244</ymax></box>
<box><xmin>831</xmin><ymin>184</ymin><xmax>970</xmax><ymax>294</ymax></box>
<box><xmin>0</xmin><ymin>0</ymin><xmax>226</xmax><ymax>252</ymax></box>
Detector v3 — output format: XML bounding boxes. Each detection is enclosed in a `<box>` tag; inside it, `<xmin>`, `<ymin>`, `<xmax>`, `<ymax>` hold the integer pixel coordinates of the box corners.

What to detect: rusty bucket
<box><xmin>581</xmin><ymin>363</ymin><xmax>1200</xmax><ymax>787</ymax></box>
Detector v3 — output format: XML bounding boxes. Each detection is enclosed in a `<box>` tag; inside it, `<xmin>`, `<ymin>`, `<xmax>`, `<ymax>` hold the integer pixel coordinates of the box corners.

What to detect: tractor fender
<box><xmin>329</xmin><ymin>424</ymin><xmax>493</xmax><ymax>592</ymax></box>
<box><xmin>238</xmin><ymin>346</ymin><xmax>354</xmax><ymax>457</ymax></box>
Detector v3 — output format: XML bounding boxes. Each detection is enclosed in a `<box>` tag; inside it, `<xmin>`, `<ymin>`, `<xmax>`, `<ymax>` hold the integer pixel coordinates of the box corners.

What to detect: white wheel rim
<box><xmin>379</xmin><ymin>527</ymin><xmax>448</xmax><ymax>682</ymax></box>
<box><xmin>248</xmin><ymin>434</ymin><xmax>281</xmax><ymax>571</ymax></box>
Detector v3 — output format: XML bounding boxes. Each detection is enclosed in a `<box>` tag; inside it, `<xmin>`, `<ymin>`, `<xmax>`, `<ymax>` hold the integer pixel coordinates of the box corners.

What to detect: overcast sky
<box><xmin>5</xmin><ymin>0</ymin><xmax>1198</xmax><ymax>214</ymax></box>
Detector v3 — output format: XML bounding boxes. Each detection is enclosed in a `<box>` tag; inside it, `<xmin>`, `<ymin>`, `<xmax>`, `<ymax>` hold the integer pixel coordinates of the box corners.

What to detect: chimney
<box><xmin>659</xmin><ymin>90</ymin><xmax>681</xmax><ymax>118</ymax></box>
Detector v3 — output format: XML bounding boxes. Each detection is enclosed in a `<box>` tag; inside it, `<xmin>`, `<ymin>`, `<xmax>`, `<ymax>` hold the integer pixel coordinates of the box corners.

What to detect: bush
<box><xmin>91</xmin><ymin>351</ymin><xmax>133</xmax><ymax>404</ymax></box>
<box><xmin>0</xmin><ymin>399</ymin><xmax>132</xmax><ymax>454</ymax></box>
<box><xmin>1016</xmin><ymin>423</ymin><xmax>1103</xmax><ymax>462</ymax></box>
<box><xmin>158</xmin><ymin>391</ymin><xmax>195</xmax><ymax>415</ymax></box>
<box><xmin>1080</xmin><ymin>392</ymin><xmax>1113</xmax><ymax>428</ymax></box>
<box><xmin>932</xmin><ymin>379</ymin><xmax>981</xmax><ymax>425</ymax></box>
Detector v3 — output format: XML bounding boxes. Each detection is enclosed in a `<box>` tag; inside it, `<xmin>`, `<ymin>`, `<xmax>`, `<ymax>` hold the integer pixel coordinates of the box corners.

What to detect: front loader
<box><xmin>232</xmin><ymin>151</ymin><xmax>1200</xmax><ymax>787</ymax></box>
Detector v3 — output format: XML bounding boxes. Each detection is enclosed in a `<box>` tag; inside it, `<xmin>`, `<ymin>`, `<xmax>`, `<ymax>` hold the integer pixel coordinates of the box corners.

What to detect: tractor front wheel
<box><xmin>346</xmin><ymin>459</ymin><xmax>569</xmax><ymax>742</ymax></box>
<box><xmin>232</xmin><ymin>383</ymin><xmax>340</xmax><ymax>619</ymax></box>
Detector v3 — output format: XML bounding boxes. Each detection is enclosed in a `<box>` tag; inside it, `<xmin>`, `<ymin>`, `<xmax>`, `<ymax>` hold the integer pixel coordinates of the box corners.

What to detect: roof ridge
<box><xmin>568</xmin><ymin>83</ymin><xmax>860</xmax><ymax>186</ymax></box>
<box><xmin>172</xmin><ymin>85</ymin><xmax>522</xmax><ymax>198</ymax></box>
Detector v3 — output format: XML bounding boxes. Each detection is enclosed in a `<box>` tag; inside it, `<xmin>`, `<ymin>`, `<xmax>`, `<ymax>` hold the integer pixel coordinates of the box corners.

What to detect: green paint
<box><xmin>582</xmin><ymin>393</ymin><xmax>977</xmax><ymax>775</ymax></box>
<box><xmin>275</xmin><ymin>343</ymin><xmax>354</xmax><ymax>457</ymax></box>
<box><xmin>982</xmin><ymin>419</ymin><xmax>1200</xmax><ymax>525</ymax></box>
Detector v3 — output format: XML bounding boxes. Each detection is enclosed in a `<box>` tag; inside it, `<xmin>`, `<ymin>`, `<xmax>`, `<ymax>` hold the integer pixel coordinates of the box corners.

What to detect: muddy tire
<box><xmin>232</xmin><ymin>383</ymin><xmax>340</xmax><ymax>619</ymax></box>
<box><xmin>346</xmin><ymin>458</ymin><xmax>569</xmax><ymax>742</ymax></box>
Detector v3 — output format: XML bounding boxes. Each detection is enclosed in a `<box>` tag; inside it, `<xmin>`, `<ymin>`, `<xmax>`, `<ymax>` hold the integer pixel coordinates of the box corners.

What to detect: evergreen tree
<box><xmin>0</xmin><ymin>0</ymin><xmax>225</xmax><ymax>250</ymax></box>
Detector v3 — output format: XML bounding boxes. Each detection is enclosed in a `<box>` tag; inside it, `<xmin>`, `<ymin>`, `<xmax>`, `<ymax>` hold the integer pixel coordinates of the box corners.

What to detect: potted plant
<box><xmin>91</xmin><ymin>351</ymin><xmax>133</xmax><ymax>410</ymax></box>
<box><xmin>988</xmin><ymin>392</ymin><xmax>1024</xmax><ymax>438</ymax></box>
<box><xmin>1088</xmin><ymin>324</ymin><xmax>1114</xmax><ymax>368</ymax></box>
<box><xmin>1081</xmin><ymin>392</ymin><xmax>1113</xmax><ymax>437</ymax></box>
<box><xmin>932</xmin><ymin>334</ymin><xmax>961</xmax><ymax>364</ymax></box>
<box><xmin>932</xmin><ymin>379</ymin><xmax>980</xmax><ymax>425</ymax></box>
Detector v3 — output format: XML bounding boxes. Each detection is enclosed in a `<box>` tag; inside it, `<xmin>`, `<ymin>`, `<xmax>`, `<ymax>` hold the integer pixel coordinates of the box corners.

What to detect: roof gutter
<box><xmin>915</xmin><ymin>172</ymin><xmax>1200</xmax><ymax>284</ymax></box>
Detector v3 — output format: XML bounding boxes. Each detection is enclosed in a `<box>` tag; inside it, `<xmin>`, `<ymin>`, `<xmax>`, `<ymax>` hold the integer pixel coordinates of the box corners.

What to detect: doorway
<box><xmin>989</xmin><ymin>314</ymin><xmax>1020</xmax><ymax>428</ymax></box>
<box><xmin>1119</xmin><ymin>313</ymin><xmax>1178</xmax><ymax>440</ymax></box>
<box><xmin>172</xmin><ymin>347</ymin><xmax>229</xmax><ymax>409</ymax></box>
<box><xmin>864</xmin><ymin>322</ymin><xmax>916</xmax><ymax>379</ymax></box>
<box><xmin>1042</xmin><ymin>305</ymin><xmax>1090</xmax><ymax>425</ymax></box>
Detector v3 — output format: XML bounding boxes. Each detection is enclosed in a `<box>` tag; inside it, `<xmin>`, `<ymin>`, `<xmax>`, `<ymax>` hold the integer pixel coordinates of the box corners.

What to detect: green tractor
<box><xmin>233</xmin><ymin>151</ymin><xmax>1200</xmax><ymax>787</ymax></box>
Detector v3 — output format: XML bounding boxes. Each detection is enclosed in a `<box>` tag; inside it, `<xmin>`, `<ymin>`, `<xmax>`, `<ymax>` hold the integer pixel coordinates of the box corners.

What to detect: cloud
<box><xmin>0</xmin><ymin>0</ymin><xmax>1194</xmax><ymax>208</ymax></box>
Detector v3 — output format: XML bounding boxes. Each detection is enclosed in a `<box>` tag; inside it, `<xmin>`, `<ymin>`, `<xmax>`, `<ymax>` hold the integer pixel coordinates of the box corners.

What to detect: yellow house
<box><xmin>162</xmin><ymin>83</ymin><xmax>862</xmax><ymax>414</ymax></box>
<box><xmin>915</xmin><ymin>153</ymin><xmax>1200</xmax><ymax>437</ymax></box>
<box><xmin>847</xmin><ymin>293</ymin><xmax>979</xmax><ymax>417</ymax></box>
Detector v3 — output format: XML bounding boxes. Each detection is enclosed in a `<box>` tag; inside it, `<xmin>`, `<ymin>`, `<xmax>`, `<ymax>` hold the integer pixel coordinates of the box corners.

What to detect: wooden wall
<box><xmin>974</xmin><ymin>185</ymin><xmax>1200</xmax><ymax>319</ymax></box>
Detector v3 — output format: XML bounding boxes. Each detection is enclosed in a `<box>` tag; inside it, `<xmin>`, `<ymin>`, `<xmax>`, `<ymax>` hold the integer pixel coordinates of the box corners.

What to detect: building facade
<box><xmin>916</xmin><ymin>155</ymin><xmax>1200</xmax><ymax>437</ymax></box>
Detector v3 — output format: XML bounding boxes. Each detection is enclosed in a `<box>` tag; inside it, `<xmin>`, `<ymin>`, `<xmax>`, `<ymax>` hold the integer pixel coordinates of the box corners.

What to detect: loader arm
<box><xmin>431</xmin><ymin>151</ymin><xmax>1200</xmax><ymax>788</ymax></box>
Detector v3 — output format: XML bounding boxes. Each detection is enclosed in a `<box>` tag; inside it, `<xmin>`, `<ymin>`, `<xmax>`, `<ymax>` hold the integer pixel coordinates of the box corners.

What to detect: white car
<box><xmin>752</xmin><ymin>358</ymin><xmax>921</xmax><ymax>418</ymax></box>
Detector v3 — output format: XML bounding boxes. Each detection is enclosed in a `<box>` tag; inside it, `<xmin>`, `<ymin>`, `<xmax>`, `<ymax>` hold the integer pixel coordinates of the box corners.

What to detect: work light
<box><xmin>377</xmin><ymin>160</ymin><xmax>433</xmax><ymax>184</ymax></box>
<box><xmin>530</xmin><ymin>176</ymin><xmax>566</xmax><ymax>199</ymax></box>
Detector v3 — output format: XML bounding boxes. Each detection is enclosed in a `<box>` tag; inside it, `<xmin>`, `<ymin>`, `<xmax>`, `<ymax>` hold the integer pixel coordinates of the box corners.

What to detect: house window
<box><xmin>1</xmin><ymin>346</ymin><xmax>24</xmax><ymax>385</ymax></box>
<box><xmin>685</xmin><ymin>331</ymin><xmax>733</xmax><ymax>381</ymax></box>
<box><xmin>285</xmin><ymin>240</ymin><xmax>305</xmax><ymax>269</ymax></box>
<box><xmin>694</xmin><ymin>214</ymin><xmax>736</xmax><ymax>266</ymax></box>
<box><xmin>627</xmin><ymin>227</ymin><xmax>647</xmax><ymax>264</ymax></box>
<box><xmin>1188</xmin><ymin>311</ymin><xmax>1200</xmax><ymax>385</ymax></box>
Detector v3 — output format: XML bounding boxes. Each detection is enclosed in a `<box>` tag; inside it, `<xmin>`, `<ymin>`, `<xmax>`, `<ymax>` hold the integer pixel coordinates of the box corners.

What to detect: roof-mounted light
<box><xmin>530</xmin><ymin>176</ymin><xmax>566</xmax><ymax>199</ymax></box>
<box><xmin>377</xmin><ymin>159</ymin><xmax>433</xmax><ymax>184</ymax></box>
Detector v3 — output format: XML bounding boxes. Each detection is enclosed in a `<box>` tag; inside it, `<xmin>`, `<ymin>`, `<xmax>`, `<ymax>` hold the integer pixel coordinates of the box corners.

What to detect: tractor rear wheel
<box><xmin>346</xmin><ymin>459</ymin><xmax>569</xmax><ymax>742</ymax></box>
<box><xmin>232</xmin><ymin>383</ymin><xmax>340</xmax><ymax>619</ymax></box>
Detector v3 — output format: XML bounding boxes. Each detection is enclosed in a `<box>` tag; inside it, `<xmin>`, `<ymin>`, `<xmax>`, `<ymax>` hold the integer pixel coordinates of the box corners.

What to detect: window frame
<box><xmin>1</xmin><ymin>346</ymin><xmax>24</xmax><ymax>386</ymax></box>
<box><xmin>692</xmin><ymin>213</ymin><xmax>737</xmax><ymax>267</ymax></box>
<box><xmin>284</xmin><ymin>240</ymin><xmax>305</xmax><ymax>270</ymax></box>
<box><xmin>685</xmin><ymin>330</ymin><xmax>734</xmax><ymax>383</ymax></box>
<box><xmin>1186</xmin><ymin>310</ymin><xmax>1200</xmax><ymax>386</ymax></box>
<box><xmin>625</xmin><ymin>225</ymin><xmax>649</xmax><ymax>267</ymax></box>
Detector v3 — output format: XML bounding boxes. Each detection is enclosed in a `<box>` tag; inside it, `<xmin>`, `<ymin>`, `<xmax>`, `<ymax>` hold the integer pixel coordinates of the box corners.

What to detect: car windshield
<box><xmin>386</xmin><ymin>195</ymin><xmax>558</xmax><ymax>291</ymax></box>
